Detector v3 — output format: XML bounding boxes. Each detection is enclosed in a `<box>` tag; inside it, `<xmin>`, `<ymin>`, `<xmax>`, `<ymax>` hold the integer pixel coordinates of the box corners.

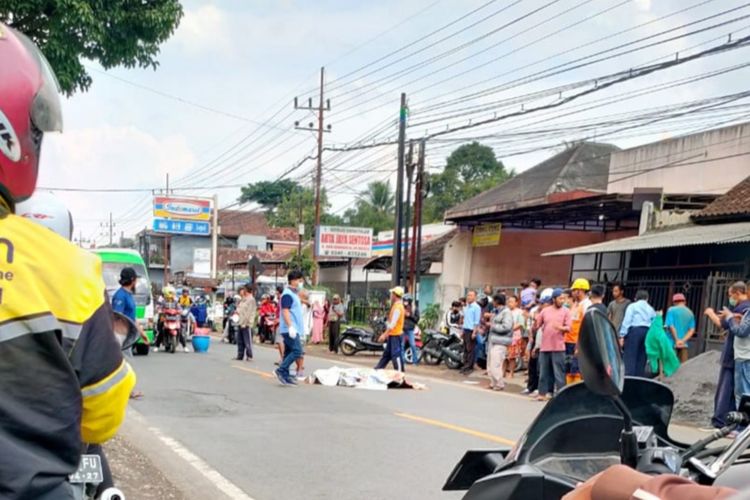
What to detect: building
<box><xmin>545</xmin><ymin>175</ymin><xmax>750</xmax><ymax>353</ymax></box>
<box><xmin>137</xmin><ymin>210</ymin><xmax>298</xmax><ymax>287</ymax></box>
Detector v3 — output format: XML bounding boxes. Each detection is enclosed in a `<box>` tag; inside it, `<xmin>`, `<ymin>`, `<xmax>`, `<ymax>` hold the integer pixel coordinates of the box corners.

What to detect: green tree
<box><xmin>1</xmin><ymin>0</ymin><xmax>183</xmax><ymax>95</ymax></box>
<box><xmin>342</xmin><ymin>181</ymin><xmax>395</xmax><ymax>234</ymax></box>
<box><xmin>285</xmin><ymin>247</ymin><xmax>314</xmax><ymax>278</ymax></box>
<box><xmin>239</xmin><ymin>179</ymin><xmax>303</xmax><ymax>212</ymax></box>
<box><xmin>268</xmin><ymin>187</ymin><xmax>341</xmax><ymax>238</ymax></box>
<box><xmin>423</xmin><ymin>141</ymin><xmax>513</xmax><ymax>222</ymax></box>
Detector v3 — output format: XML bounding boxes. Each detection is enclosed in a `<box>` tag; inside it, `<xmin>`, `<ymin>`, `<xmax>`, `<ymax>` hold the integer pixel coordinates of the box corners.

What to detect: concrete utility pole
<box><xmin>413</xmin><ymin>139</ymin><xmax>426</xmax><ymax>301</ymax></box>
<box><xmin>211</xmin><ymin>194</ymin><xmax>219</xmax><ymax>280</ymax></box>
<box><xmin>294</xmin><ymin>67</ymin><xmax>331</xmax><ymax>284</ymax></box>
<box><xmin>100</xmin><ymin>212</ymin><xmax>115</xmax><ymax>247</ymax></box>
<box><xmin>403</xmin><ymin>140</ymin><xmax>415</xmax><ymax>290</ymax></box>
<box><xmin>392</xmin><ymin>92</ymin><xmax>407</xmax><ymax>287</ymax></box>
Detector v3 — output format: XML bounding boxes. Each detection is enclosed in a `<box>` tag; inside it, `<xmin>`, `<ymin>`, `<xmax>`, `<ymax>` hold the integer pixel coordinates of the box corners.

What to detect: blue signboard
<box><xmin>152</xmin><ymin>218</ymin><xmax>210</xmax><ymax>236</ymax></box>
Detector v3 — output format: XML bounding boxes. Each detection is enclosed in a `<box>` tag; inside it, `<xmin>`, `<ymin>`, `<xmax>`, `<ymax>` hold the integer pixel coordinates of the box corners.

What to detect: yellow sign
<box><xmin>472</xmin><ymin>223</ymin><xmax>501</xmax><ymax>247</ymax></box>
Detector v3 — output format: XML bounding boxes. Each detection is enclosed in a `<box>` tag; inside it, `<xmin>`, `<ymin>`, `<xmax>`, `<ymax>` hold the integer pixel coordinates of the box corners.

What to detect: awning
<box><xmin>543</xmin><ymin>222</ymin><xmax>750</xmax><ymax>256</ymax></box>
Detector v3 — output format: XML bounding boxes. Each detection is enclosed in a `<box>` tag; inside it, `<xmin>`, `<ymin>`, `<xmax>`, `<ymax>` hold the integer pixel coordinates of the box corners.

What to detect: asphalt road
<box><xmin>122</xmin><ymin>339</ymin><xmax>705</xmax><ymax>500</ymax></box>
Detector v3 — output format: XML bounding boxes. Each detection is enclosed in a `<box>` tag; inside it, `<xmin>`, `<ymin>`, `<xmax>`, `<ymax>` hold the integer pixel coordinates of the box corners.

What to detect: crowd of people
<box><xmin>430</xmin><ymin>278</ymin><xmax>750</xmax><ymax>415</ymax></box>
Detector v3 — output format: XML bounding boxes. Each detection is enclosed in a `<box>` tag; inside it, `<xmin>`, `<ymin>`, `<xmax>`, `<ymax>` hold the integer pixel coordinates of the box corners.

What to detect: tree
<box><xmin>342</xmin><ymin>181</ymin><xmax>395</xmax><ymax>234</ymax></box>
<box><xmin>239</xmin><ymin>179</ymin><xmax>303</xmax><ymax>212</ymax></box>
<box><xmin>285</xmin><ymin>247</ymin><xmax>314</xmax><ymax>279</ymax></box>
<box><xmin>423</xmin><ymin>141</ymin><xmax>513</xmax><ymax>222</ymax></box>
<box><xmin>268</xmin><ymin>187</ymin><xmax>341</xmax><ymax>239</ymax></box>
<box><xmin>1</xmin><ymin>0</ymin><xmax>183</xmax><ymax>95</ymax></box>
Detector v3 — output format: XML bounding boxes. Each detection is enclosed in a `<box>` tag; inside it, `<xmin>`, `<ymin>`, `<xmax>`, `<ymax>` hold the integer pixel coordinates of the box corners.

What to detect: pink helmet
<box><xmin>0</xmin><ymin>23</ymin><xmax>63</xmax><ymax>208</ymax></box>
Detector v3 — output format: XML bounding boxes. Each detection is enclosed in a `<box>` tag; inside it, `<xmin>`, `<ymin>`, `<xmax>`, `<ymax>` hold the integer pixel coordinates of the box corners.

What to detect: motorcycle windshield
<box><xmin>515</xmin><ymin>378</ymin><xmax>676</xmax><ymax>463</ymax></box>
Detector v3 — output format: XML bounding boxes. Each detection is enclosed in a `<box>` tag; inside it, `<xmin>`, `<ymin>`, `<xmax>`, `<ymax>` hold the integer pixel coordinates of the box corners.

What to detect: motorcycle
<box><xmin>180</xmin><ymin>306</ymin><xmax>195</xmax><ymax>339</ymax></box>
<box><xmin>444</xmin><ymin>308</ymin><xmax>750</xmax><ymax>499</ymax></box>
<box><xmin>71</xmin><ymin>311</ymin><xmax>137</xmax><ymax>500</ymax></box>
<box><xmin>338</xmin><ymin>317</ymin><xmax>387</xmax><ymax>356</ymax></box>
<box><xmin>258</xmin><ymin>312</ymin><xmax>277</xmax><ymax>344</ymax></box>
<box><xmin>226</xmin><ymin>312</ymin><xmax>240</xmax><ymax>345</ymax></box>
<box><xmin>403</xmin><ymin>326</ymin><xmax>424</xmax><ymax>364</ymax></box>
<box><xmin>422</xmin><ymin>329</ymin><xmax>462</xmax><ymax>366</ymax></box>
<box><xmin>161</xmin><ymin>305</ymin><xmax>182</xmax><ymax>354</ymax></box>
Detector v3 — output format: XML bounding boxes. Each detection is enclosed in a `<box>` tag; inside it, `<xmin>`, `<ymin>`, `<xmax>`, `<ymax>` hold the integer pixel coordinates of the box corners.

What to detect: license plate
<box><xmin>69</xmin><ymin>454</ymin><xmax>103</xmax><ymax>484</ymax></box>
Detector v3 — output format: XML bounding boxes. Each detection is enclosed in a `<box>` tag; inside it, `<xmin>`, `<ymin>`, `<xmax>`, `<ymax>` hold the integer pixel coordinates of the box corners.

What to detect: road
<box><xmin>120</xmin><ymin>339</ymin><xmax>703</xmax><ymax>500</ymax></box>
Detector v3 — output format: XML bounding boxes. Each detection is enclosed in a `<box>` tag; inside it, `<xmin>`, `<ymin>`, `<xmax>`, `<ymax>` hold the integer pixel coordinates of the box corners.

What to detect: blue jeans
<box><xmin>735</xmin><ymin>359</ymin><xmax>750</xmax><ymax>408</ymax></box>
<box><xmin>376</xmin><ymin>335</ymin><xmax>404</xmax><ymax>372</ymax></box>
<box><xmin>713</xmin><ymin>365</ymin><xmax>736</xmax><ymax>428</ymax></box>
<box><xmin>539</xmin><ymin>351</ymin><xmax>565</xmax><ymax>397</ymax></box>
<box><xmin>402</xmin><ymin>328</ymin><xmax>419</xmax><ymax>365</ymax></box>
<box><xmin>278</xmin><ymin>332</ymin><xmax>303</xmax><ymax>380</ymax></box>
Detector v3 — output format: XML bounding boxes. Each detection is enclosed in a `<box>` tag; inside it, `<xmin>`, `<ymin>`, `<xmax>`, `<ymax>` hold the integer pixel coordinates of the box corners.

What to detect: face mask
<box><xmin>729</xmin><ymin>297</ymin><xmax>738</xmax><ymax>307</ymax></box>
<box><xmin>297</xmin><ymin>282</ymin><xmax>304</xmax><ymax>290</ymax></box>
<box><xmin>563</xmin><ymin>303</ymin><xmax>571</xmax><ymax>309</ymax></box>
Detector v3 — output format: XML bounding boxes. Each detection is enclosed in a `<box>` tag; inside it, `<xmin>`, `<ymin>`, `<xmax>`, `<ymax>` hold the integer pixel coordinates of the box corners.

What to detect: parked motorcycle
<box><xmin>226</xmin><ymin>312</ymin><xmax>240</xmax><ymax>345</ymax></box>
<box><xmin>444</xmin><ymin>308</ymin><xmax>750</xmax><ymax>499</ymax></box>
<box><xmin>338</xmin><ymin>317</ymin><xmax>387</xmax><ymax>356</ymax></box>
<box><xmin>422</xmin><ymin>329</ymin><xmax>462</xmax><ymax>366</ymax></box>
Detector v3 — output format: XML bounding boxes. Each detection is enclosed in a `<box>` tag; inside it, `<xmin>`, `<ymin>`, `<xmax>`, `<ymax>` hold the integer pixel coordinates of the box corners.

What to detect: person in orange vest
<box><xmin>567</xmin><ymin>278</ymin><xmax>593</xmax><ymax>384</ymax></box>
<box><xmin>375</xmin><ymin>286</ymin><xmax>406</xmax><ymax>372</ymax></box>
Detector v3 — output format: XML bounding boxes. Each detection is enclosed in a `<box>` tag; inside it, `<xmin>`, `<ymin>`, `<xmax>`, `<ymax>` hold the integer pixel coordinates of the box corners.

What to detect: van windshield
<box><xmin>101</xmin><ymin>262</ymin><xmax>151</xmax><ymax>306</ymax></box>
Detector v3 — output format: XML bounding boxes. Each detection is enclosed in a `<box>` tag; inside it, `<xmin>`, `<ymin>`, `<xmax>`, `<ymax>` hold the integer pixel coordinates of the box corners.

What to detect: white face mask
<box><xmin>297</xmin><ymin>282</ymin><xmax>304</xmax><ymax>290</ymax></box>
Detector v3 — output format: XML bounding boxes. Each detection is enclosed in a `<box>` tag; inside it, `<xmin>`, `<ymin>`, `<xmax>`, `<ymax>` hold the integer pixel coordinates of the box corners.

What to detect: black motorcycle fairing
<box><xmin>444</xmin><ymin>450</ymin><xmax>509</xmax><ymax>491</ymax></box>
<box><xmin>516</xmin><ymin>377</ymin><xmax>681</xmax><ymax>466</ymax></box>
<box><xmin>527</xmin><ymin>415</ymin><xmax>623</xmax><ymax>465</ymax></box>
<box><xmin>461</xmin><ymin>464</ymin><xmax>574</xmax><ymax>500</ymax></box>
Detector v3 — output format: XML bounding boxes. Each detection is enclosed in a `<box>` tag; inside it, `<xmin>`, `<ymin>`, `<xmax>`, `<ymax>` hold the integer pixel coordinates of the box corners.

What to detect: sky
<box><xmin>35</xmin><ymin>0</ymin><xmax>750</xmax><ymax>245</ymax></box>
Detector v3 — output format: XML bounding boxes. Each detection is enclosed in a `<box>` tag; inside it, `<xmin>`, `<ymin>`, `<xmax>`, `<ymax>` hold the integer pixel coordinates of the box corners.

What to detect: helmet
<box><xmin>15</xmin><ymin>191</ymin><xmax>72</xmax><ymax>239</ymax></box>
<box><xmin>539</xmin><ymin>287</ymin><xmax>554</xmax><ymax>304</ymax></box>
<box><xmin>571</xmin><ymin>278</ymin><xmax>591</xmax><ymax>291</ymax></box>
<box><xmin>403</xmin><ymin>293</ymin><xmax>413</xmax><ymax>302</ymax></box>
<box><xmin>0</xmin><ymin>24</ymin><xmax>63</xmax><ymax>208</ymax></box>
<box><xmin>162</xmin><ymin>285</ymin><xmax>176</xmax><ymax>298</ymax></box>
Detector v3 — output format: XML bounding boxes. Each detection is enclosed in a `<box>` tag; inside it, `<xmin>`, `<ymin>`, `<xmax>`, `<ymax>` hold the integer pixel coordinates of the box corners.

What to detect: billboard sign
<box><xmin>316</xmin><ymin>226</ymin><xmax>373</xmax><ymax>259</ymax></box>
<box><xmin>153</xmin><ymin>218</ymin><xmax>210</xmax><ymax>236</ymax></box>
<box><xmin>153</xmin><ymin>197</ymin><xmax>211</xmax><ymax>222</ymax></box>
<box><xmin>472</xmin><ymin>223</ymin><xmax>501</xmax><ymax>247</ymax></box>
<box><xmin>193</xmin><ymin>248</ymin><xmax>211</xmax><ymax>276</ymax></box>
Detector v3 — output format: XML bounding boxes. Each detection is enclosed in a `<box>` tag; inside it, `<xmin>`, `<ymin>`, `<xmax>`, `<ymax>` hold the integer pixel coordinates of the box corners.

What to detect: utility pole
<box><xmin>211</xmin><ymin>194</ymin><xmax>219</xmax><ymax>280</ymax></box>
<box><xmin>294</xmin><ymin>67</ymin><xmax>331</xmax><ymax>284</ymax></box>
<box><xmin>99</xmin><ymin>212</ymin><xmax>115</xmax><ymax>247</ymax></box>
<box><xmin>164</xmin><ymin>173</ymin><xmax>170</xmax><ymax>284</ymax></box>
<box><xmin>392</xmin><ymin>92</ymin><xmax>407</xmax><ymax>287</ymax></box>
<box><xmin>403</xmin><ymin>140</ymin><xmax>415</xmax><ymax>290</ymax></box>
<box><xmin>413</xmin><ymin>139</ymin><xmax>426</xmax><ymax>302</ymax></box>
<box><xmin>297</xmin><ymin>197</ymin><xmax>304</xmax><ymax>256</ymax></box>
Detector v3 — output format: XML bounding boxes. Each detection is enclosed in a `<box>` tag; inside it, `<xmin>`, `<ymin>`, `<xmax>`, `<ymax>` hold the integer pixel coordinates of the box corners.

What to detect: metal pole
<box><xmin>392</xmin><ymin>92</ymin><xmax>407</xmax><ymax>287</ymax></box>
<box><xmin>312</xmin><ymin>66</ymin><xmax>325</xmax><ymax>285</ymax></box>
<box><xmin>211</xmin><ymin>194</ymin><xmax>219</xmax><ymax>280</ymax></box>
<box><xmin>346</xmin><ymin>258</ymin><xmax>353</xmax><ymax>301</ymax></box>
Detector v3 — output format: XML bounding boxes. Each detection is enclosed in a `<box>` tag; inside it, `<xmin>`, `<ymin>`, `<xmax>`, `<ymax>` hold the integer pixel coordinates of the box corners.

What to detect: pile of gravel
<box><xmin>663</xmin><ymin>350</ymin><xmax>722</xmax><ymax>426</ymax></box>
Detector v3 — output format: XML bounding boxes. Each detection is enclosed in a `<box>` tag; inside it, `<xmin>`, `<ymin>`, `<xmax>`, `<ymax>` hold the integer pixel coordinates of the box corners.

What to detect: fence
<box><xmin>347</xmin><ymin>300</ymin><xmax>388</xmax><ymax>324</ymax></box>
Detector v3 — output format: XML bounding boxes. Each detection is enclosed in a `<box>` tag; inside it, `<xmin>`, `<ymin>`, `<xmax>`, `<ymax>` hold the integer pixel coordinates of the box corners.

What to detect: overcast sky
<box><xmin>36</xmin><ymin>0</ymin><xmax>750</xmax><ymax>244</ymax></box>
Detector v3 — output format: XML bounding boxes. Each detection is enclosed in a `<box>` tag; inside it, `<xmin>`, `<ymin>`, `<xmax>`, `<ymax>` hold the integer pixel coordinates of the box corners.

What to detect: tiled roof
<box><xmin>218</xmin><ymin>210</ymin><xmax>268</xmax><ymax>237</ymax></box>
<box><xmin>217</xmin><ymin>247</ymin><xmax>291</xmax><ymax>270</ymax></box>
<box><xmin>445</xmin><ymin>142</ymin><xmax>619</xmax><ymax>221</ymax></box>
<box><xmin>693</xmin><ymin>175</ymin><xmax>750</xmax><ymax>223</ymax></box>
<box><xmin>267</xmin><ymin>227</ymin><xmax>299</xmax><ymax>242</ymax></box>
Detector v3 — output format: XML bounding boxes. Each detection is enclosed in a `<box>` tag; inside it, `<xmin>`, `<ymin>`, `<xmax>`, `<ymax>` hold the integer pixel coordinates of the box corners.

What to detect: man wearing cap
<box><xmin>112</xmin><ymin>268</ymin><xmax>148</xmax><ymax>400</ymax></box>
<box><xmin>533</xmin><ymin>288</ymin><xmax>571</xmax><ymax>401</ymax></box>
<box><xmin>375</xmin><ymin>287</ymin><xmax>406</xmax><ymax>372</ymax></box>
<box><xmin>665</xmin><ymin>293</ymin><xmax>696</xmax><ymax>364</ymax></box>
<box><xmin>567</xmin><ymin>278</ymin><xmax>592</xmax><ymax>384</ymax></box>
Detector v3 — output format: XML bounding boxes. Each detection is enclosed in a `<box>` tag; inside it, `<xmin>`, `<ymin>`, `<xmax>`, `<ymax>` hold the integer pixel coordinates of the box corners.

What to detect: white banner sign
<box><xmin>316</xmin><ymin>226</ymin><xmax>373</xmax><ymax>259</ymax></box>
<box><xmin>193</xmin><ymin>248</ymin><xmax>211</xmax><ymax>276</ymax></box>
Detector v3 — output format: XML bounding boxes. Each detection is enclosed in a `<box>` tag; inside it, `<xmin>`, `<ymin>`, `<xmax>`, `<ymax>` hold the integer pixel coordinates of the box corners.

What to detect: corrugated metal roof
<box><xmin>543</xmin><ymin>222</ymin><xmax>750</xmax><ymax>256</ymax></box>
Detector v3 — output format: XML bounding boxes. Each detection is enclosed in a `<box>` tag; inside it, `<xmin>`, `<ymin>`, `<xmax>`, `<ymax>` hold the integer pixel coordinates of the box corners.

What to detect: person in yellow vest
<box><xmin>375</xmin><ymin>286</ymin><xmax>406</xmax><ymax>372</ymax></box>
<box><xmin>567</xmin><ymin>278</ymin><xmax>592</xmax><ymax>384</ymax></box>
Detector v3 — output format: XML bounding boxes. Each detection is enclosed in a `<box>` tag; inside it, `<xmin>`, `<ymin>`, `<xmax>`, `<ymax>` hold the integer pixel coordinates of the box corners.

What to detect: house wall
<box><xmin>608</xmin><ymin>122</ymin><xmax>750</xmax><ymax>195</ymax></box>
<box><xmin>435</xmin><ymin>228</ymin><xmax>636</xmax><ymax>310</ymax></box>
<box><xmin>169</xmin><ymin>235</ymin><xmax>215</xmax><ymax>274</ymax></box>
<box><xmin>237</xmin><ymin>234</ymin><xmax>266</xmax><ymax>250</ymax></box>
<box><xmin>319</xmin><ymin>265</ymin><xmax>392</xmax><ymax>299</ymax></box>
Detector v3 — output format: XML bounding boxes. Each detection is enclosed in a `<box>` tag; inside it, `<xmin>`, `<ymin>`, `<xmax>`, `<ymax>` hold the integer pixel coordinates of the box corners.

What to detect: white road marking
<box><xmin>147</xmin><ymin>424</ymin><xmax>256</xmax><ymax>500</ymax></box>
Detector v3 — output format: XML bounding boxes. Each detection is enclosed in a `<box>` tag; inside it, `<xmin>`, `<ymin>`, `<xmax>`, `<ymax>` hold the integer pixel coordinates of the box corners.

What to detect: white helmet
<box><xmin>15</xmin><ymin>191</ymin><xmax>73</xmax><ymax>240</ymax></box>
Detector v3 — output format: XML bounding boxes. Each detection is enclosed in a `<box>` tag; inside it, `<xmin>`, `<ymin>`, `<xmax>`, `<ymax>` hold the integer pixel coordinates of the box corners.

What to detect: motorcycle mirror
<box><xmin>578</xmin><ymin>308</ymin><xmax>624</xmax><ymax>397</ymax></box>
<box><xmin>113</xmin><ymin>311</ymin><xmax>140</xmax><ymax>352</ymax></box>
